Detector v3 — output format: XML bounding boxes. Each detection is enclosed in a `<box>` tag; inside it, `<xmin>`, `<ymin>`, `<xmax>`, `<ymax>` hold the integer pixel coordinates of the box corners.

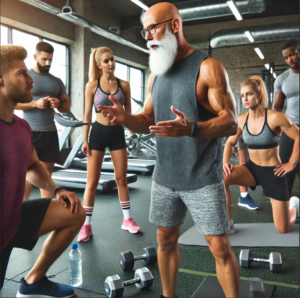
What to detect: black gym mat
<box><xmin>192</xmin><ymin>276</ymin><xmax>276</xmax><ymax>298</ymax></box>
<box><xmin>179</xmin><ymin>224</ymin><xmax>299</xmax><ymax>247</ymax></box>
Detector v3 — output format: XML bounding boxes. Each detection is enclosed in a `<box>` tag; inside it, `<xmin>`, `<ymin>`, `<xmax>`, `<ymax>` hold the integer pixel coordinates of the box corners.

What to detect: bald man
<box><xmin>97</xmin><ymin>3</ymin><xmax>239</xmax><ymax>298</ymax></box>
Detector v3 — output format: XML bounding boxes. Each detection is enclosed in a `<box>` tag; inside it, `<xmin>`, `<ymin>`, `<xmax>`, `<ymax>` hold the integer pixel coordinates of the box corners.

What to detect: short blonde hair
<box><xmin>89</xmin><ymin>47</ymin><xmax>113</xmax><ymax>82</ymax></box>
<box><xmin>0</xmin><ymin>45</ymin><xmax>27</xmax><ymax>77</ymax></box>
<box><xmin>241</xmin><ymin>76</ymin><xmax>268</xmax><ymax>109</ymax></box>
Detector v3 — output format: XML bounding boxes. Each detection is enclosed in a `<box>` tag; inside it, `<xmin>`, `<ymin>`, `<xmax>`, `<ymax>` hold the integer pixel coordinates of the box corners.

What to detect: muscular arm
<box><xmin>196</xmin><ymin>58</ymin><xmax>238</xmax><ymax>138</ymax></box>
<box><xmin>15</xmin><ymin>102</ymin><xmax>36</xmax><ymax>110</ymax></box>
<box><xmin>57</xmin><ymin>94</ymin><xmax>71</xmax><ymax>113</ymax></box>
<box><xmin>223</xmin><ymin>115</ymin><xmax>245</xmax><ymax>163</ymax></box>
<box><xmin>26</xmin><ymin>149</ymin><xmax>59</xmax><ymax>195</ymax></box>
<box><xmin>272</xmin><ymin>91</ymin><xmax>285</xmax><ymax>112</ymax></box>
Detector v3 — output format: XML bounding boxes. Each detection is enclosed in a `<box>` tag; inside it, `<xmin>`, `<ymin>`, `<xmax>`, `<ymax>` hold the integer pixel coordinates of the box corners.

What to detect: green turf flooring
<box><xmin>1</xmin><ymin>161</ymin><xmax>299</xmax><ymax>298</ymax></box>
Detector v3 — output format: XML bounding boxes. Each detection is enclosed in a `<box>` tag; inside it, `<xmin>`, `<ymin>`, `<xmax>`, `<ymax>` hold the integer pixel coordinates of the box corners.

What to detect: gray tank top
<box><xmin>151</xmin><ymin>50</ymin><xmax>223</xmax><ymax>191</ymax></box>
<box><xmin>243</xmin><ymin>109</ymin><xmax>281</xmax><ymax>149</ymax></box>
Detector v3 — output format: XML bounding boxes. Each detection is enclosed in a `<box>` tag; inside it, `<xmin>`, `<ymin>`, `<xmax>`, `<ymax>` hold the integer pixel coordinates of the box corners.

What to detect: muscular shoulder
<box><xmin>200</xmin><ymin>57</ymin><xmax>227</xmax><ymax>86</ymax></box>
<box><xmin>147</xmin><ymin>73</ymin><xmax>156</xmax><ymax>94</ymax></box>
<box><xmin>268</xmin><ymin>109</ymin><xmax>291</xmax><ymax>126</ymax></box>
<box><xmin>14</xmin><ymin>115</ymin><xmax>33</xmax><ymax>140</ymax></box>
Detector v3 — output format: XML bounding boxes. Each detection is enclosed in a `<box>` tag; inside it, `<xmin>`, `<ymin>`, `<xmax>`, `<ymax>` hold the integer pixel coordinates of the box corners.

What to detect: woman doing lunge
<box><xmin>223</xmin><ymin>76</ymin><xmax>299</xmax><ymax>234</ymax></box>
<box><xmin>78</xmin><ymin>47</ymin><xmax>141</xmax><ymax>242</ymax></box>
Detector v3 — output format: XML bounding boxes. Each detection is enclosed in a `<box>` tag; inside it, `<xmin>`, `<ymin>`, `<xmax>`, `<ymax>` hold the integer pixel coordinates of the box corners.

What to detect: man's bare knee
<box><xmin>207</xmin><ymin>235</ymin><xmax>231</xmax><ymax>263</ymax></box>
<box><xmin>157</xmin><ymin>227</ymin><xmax>180</xmax><ymax>251</ymax></box>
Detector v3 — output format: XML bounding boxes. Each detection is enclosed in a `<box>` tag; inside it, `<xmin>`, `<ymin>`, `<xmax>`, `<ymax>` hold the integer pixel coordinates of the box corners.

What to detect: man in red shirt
<box><xmin>0</xmin><ymin>45</ymin><xmax>85</xmax><ymax>297</ymax></box>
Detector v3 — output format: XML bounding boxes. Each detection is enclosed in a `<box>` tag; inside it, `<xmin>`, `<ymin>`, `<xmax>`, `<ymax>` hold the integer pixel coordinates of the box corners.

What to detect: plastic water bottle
<box><xmin>69</xmin><ymin>243</ymin><xmax>82</xmax><ymax>287</ymax></box>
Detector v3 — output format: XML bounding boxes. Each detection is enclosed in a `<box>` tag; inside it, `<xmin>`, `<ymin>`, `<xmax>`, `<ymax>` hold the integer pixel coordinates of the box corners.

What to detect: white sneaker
<box><xmin>290</xmin><ymin>196</ymin><xmax>299</xmax><ymax>218</ymax></box>
<box><xmin>227</xmin><ymin>219</ymin><xmax>236</xmax><ymax>234</ymax></box>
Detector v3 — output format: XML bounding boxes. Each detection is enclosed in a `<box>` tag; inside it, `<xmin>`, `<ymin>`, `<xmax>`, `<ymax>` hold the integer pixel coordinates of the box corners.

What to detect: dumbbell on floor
<box><xmin>239</xmin><ymin>249</ymin><xmax>282</xmax><ymax>272</ymax></box>
<box><xmin>104</xmin><ymin>267</ymin><xmax>153</xmax><ymax>298</ymax></box>
<box><xmin>120</xmin><ymin>247</ymin><xmax>157</xmax><ymax>271</ymax></box>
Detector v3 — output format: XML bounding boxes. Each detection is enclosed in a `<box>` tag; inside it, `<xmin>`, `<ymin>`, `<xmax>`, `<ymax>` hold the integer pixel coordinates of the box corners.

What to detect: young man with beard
<box><xmin>273</xmin><ymin>39</ymin><xmax>299</xmax><ymax>198</ymax></box>
<box><xmin>97</xmin><ymin>3</ymin><xmax>240</xmax><ymax>298</ymax></box>
<box><xmin>0</xmin><ymin>45</ymin><xmax>85</xmax><ymax>297</ymax></box>
<box><xmin>16</xmin><ymin>42</ymin><xmax>71</xmax><ymax>199</ymax></box>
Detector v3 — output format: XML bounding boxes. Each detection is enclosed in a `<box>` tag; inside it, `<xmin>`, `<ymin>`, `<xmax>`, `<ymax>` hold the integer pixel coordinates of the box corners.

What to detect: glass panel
<box><xmin>12</xmin><ymin>29</ymin><xmax>39</xmax><ymax>69</ymax></box>
<box><xmin>115</xmin><ymin>62</ymin><xmax>128</xmax><ymax>81</ymax></box>
<box><xmin>1</xmin><ymin>25</ymin><xmax>8</xmax><ymax>45</ymax></box>
<box><xmin>130</xmin><ymin>67</ymin><xmax>142</xmax><ymax>87</ymax></box>
<box><xmin>131</xmin><ymin>86</ymin><xmax>143</xmax><ymax>115</ymax></box>
<box><xmin>14</xmin><ymin>110</ymin><xmax>23</xmax><ymax>118</ymax></box>
<box><xmin>49</xmin><ymin>64</ymin><xmax>67</xmax><ymax>86</ymax></box>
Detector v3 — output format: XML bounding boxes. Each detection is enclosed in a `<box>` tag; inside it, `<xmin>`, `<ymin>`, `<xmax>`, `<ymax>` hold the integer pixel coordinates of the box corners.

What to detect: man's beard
<box><xmin>147</xmin><ymin>26</ymin><xmax>178</xmax><ymax>76</ymax></box>
<box><xmin>37</xmin><ymin>61</ymin><xmax>51</xmax><ymax>73</ymax></box>
<box><xmin>6</xmin><ymin>82</ymin><xmax>32</xmax><ymax>105</ymax></box>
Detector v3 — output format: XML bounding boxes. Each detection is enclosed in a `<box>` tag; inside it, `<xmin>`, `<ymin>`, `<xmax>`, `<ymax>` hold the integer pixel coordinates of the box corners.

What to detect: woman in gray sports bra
<box><xmin>223</xmin><ymin>76</ymin><xmax>299</xmax><ymax>234</ymax></box>
<box><xmin>77</xmin><ymin>47</ymin><xmax>141</xmax><ymax>242</ymax></box>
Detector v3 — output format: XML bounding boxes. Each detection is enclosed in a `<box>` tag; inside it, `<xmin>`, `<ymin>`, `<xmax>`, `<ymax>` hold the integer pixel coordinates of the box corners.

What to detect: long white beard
<box><xmin>147</xmin><ymin>26</ymin><xmax>178</xmax><ymax>76</ymax></box>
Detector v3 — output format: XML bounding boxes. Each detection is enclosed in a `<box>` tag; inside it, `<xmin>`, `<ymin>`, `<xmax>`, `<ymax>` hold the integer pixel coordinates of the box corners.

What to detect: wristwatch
<box><xmin>190</xmin><ymin>122</ymin><xmax>200</xmax><ymax>137</ymax></box>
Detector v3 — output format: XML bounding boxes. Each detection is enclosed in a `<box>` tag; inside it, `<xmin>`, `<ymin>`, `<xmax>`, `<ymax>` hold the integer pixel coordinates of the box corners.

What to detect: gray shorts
<box><xmin>149</xmin><ymin>180</ymin><xmax>229</xmax><ymax>235</ymax></box>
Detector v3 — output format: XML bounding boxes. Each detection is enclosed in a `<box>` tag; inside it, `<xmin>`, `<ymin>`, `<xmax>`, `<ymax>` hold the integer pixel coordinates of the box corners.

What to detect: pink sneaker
<box><xmin>77</xmin><ymin>224</ymin><xmax>93</xmax><ymax>242</ymax></box>
<box><xmin>121</xmin><ymin>217</ymin><xmax>141</xmax><ymax>233</ymax></box>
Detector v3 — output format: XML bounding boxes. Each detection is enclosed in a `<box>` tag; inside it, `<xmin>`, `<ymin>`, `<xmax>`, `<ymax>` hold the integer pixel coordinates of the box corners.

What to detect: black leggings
<box><xmin>89</xmin><ymin>121</ymin><xmax>126</xmax><ymax>152</ymax></box>
<box><xmin>279</xmin><ymin>124</ymin><xmax>299</xmax><ymax>196</ymax></box>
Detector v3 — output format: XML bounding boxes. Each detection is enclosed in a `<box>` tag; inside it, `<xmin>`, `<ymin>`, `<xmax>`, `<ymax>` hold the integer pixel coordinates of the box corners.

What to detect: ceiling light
<box><xmin>254</xmin><ymin>47</ymin><xmax>264</xmax><ymax>59</ymax></box>
<box><xmin>227</xmin><ymin>1</ymin><xmax>243</xmax><ymax>21</ymax></box>
<box><xmin>264</xmin><ymin>64</ymin><xmax>270</xmax><ymax>70</ymax></box>
<box><xmin>130</xmin><ymin>0</ymin><xmax>149</xmax><ymax>11</ymax></box>
<box><xmin>270</xmin><ymin>67</ymin><xmax>273</xmax><ymax>74</ymax></box>
<box><xmin>244</xmin><ymin>31</ymin><xmax>254</xmax><ymax>43</ymax></box>
<box><xmin>273</xmin><ymin>72</ymin><xmax>277</xmax><ymax>79</ymax></box>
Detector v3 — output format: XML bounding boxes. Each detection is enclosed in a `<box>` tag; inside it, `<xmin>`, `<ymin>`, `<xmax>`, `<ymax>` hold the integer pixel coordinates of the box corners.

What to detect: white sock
<box><xmin>240</xmin><ymin>192</ymin><xmax>248</xmax><ymax>198</ymax></box>
<box><xmin>120</xmin><ymin>201</ymin><xmax>131</xmax><ymax>219</ymax></box>
<box><xmin>83</xmin><ymin>206</ymin><xmax>93</xmax><ymax>225</ymax></box>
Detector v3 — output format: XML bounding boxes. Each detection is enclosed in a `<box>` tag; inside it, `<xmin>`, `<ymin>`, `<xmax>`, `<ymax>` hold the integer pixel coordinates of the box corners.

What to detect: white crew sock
<box><xmin>83</xmin><ymin>206</ymin><xmax>93</xmax><ymax>225</ymax></box>
<box><xmin>240</xmin><ymin>192</ymin><xmax>248</xmax><ymax>198</ymax></box>
<box><xmin>120</xmin><ymin>201</ymin><xmax>131</xmax><ymax>219</ymax></box>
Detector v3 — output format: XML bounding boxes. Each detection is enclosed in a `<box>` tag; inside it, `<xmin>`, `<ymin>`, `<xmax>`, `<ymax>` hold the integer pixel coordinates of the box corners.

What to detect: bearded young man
<box><xmin>0</xmin><ymin>45</ymin><xmax>85</xmax><ymax>297</ymax></box>
<box><xmin>97</xmin><ymin>3</ymin><xmax>240</xmax><ymax>297</ymax></box>
<box><xmin>15</xmin><ymin>41</ymin><xmax>71</xmax><ymax>200</ymax></box>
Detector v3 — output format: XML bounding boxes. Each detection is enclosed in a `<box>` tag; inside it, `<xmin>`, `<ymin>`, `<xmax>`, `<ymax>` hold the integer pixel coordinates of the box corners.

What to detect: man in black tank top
<box><xmin>97</xmin><ymin>3</ymin><xmax>239</xmax><ymax>298</ymax></box>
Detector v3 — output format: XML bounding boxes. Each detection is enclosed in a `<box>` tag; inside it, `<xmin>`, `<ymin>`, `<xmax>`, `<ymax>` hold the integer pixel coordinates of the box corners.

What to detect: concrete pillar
<box><xmin>69</xmin><ymin>0</ymin><xmax>92</xmax><ymax>146</ymax></box>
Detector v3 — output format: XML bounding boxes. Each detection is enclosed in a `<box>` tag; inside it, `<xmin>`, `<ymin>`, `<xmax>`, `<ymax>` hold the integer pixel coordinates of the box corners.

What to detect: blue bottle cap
<box><xmin>72</xmin><ymin>243</ymin><xmax>78</xmax><ymax>249</ymax></box>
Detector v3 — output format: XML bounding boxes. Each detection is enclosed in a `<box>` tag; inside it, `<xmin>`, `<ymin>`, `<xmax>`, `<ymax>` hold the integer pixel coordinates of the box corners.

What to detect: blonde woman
<box><xmin>223</xmin><ymin>76</ymin><xmax>299</xmax><ymax>234</ymax></box>
<box><xmin>78</xmin><ymin>47</ymin><xmax>141</xmax><ymax>242</ymax></box>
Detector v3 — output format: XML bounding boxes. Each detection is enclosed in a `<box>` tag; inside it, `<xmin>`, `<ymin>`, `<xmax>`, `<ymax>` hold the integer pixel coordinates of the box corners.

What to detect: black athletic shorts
<box><xmin>0</xmin><ymin>198</ymin><xmax>52</xmax><ymax>289</ymax></box>
<box><xmin>243</xmin><ymin>159</ymin><xmax>289</xmax><ymax>201</ymax></box>
<box><xmin>32</xmin><ymin>131</ymin><xmax>60</xmax><ymax>163</ymax></box>
<box><xmin>89</xmin><ymin>121</ymin><xmax>126</xmax><ymax>152</ymax></box>
<box><xmin>279</xmin><ymin>124</ymin><xmax>299</xmax><ymax>195</ymax></box>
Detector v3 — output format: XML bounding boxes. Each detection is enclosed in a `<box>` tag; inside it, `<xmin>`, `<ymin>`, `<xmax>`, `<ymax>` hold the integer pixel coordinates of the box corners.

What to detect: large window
<box><xmin>1</xmin><ymin>25</ymin><xmax>8</xmax><ymax>45</ymax></box>
<box><xmin>1</xmin><ymin>25</ymin><xmax>69</xmax><ymax>125</ymax></box>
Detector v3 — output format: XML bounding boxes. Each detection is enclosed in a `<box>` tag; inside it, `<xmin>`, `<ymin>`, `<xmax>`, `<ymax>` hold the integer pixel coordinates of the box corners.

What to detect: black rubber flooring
<box><xmin>1</xmin><ymin>159</ymin><xmax>299</xmax><ymax>298</ymax></box>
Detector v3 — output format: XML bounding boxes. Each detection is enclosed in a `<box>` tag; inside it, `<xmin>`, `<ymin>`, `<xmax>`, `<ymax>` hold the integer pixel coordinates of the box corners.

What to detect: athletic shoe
<box><xmin>227</xmin><ymin>219</ymin><xmax>237</xmax><ymax>235</ymax></box>
<box><xmin>238</xmin><ymin>194</ymin><xmax>259</xmax><ymax>210</ymax></box>
<box><xmin>121</xmin><ymin>217</ymin><xmax>141</xmax><ymax>233</ymax></box>
<box><xmin>17</xmin><ymin>276</ymin><xmax>74</xmax><ymax>297</ymax></box>
<box><xmin>290</xmin><ymin>196</ymin><xmax>299</xmax><ymax>218</ymax></box>
<box><xmin>77</xmin><ymin>224</ymin><xmax>92</xmax><ymax>242</ymax></box>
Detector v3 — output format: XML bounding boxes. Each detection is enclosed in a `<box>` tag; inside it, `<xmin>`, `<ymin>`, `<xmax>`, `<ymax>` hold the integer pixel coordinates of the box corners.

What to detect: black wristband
<box><xmin>54</xmin><ymin>187</ymin><xmax>64</xmax><ymax>196</ymax></box>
